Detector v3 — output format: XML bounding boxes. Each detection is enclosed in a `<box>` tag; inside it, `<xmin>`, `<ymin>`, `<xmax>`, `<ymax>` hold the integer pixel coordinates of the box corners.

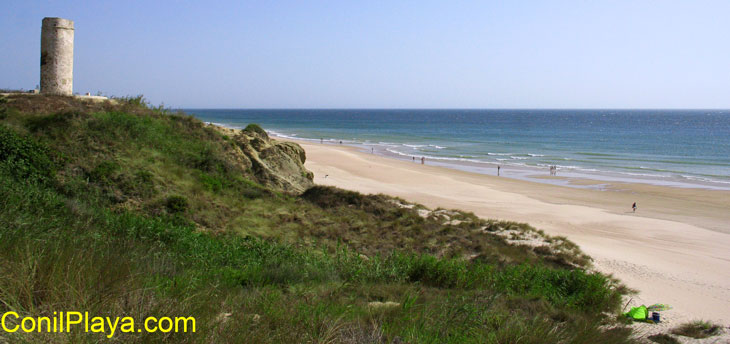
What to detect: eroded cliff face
<box><xmin>228</xmin><ymin>125</ymin><xmax>314</xmax><ymax>194</ymax></box>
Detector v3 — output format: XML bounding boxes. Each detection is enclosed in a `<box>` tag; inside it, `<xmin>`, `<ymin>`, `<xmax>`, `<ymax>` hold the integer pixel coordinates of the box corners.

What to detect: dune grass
<box><xmin>671</xmin><ymin>320</ymin><xmax>722</xmax><ymax>339</ymax></box>
<box><xmin>0</xmin><ymin>94</ymin><xmax>636</xmax><ymax>343</ymax></box>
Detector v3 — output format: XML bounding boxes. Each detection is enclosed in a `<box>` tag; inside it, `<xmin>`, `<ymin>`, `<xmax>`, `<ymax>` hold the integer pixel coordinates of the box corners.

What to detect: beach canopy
<box><xmin>647</xmin><ymin>304</ymin><xmax>672</xmax><ymax>312</ymax></box>
<box><xmin>625</xmin><ymin>305</ymin><xmax>648</xmax><ymax>320</ymax></box>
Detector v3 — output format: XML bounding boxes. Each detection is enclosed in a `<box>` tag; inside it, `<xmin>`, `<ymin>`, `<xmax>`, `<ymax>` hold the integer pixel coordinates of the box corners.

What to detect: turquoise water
<box><xmin>187</xmin><ymin>109</ymin><xmax>730</xmax><ymax>190</ymax></box>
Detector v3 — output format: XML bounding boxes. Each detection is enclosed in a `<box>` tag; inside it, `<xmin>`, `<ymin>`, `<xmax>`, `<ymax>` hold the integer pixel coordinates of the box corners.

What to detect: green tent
<box><xmin>625</xmin><ymin>305</ymin><xmax>648</xmax><ymax>320</ymax></box>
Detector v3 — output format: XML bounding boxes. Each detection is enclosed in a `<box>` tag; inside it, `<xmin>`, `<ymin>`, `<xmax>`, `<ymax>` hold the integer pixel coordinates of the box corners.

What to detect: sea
<box><xmin>186</xmin><ymin>109</ymin><xmax>730</xmax><ymax>190</ymax></box>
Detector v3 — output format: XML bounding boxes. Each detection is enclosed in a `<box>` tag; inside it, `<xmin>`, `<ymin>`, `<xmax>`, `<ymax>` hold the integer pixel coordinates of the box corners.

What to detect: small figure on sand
<box><xmin>339</xmin><ymin>140</ymin><xmax>342</xmax><ymax>144</ymax></box>
<box><xmin>412</xmin><ymin>156</ymin><xmax>415</xmax><ymax>162</ymax></box>
<box><xmin>497</xmin><ymin>165</ymin><xmax>500</xmax><ymax>176</ymax></box>
<box><xmin>632</xmin><ymin>202</ymin><xmax>637</xmax><ymax>213</ymax></box>
<box><xmin>371</xmin><ymin>147</ymin><xmax>374</xmax><ymax>154</ymax></box>
<box><xmin>421</xmin><ymin>157</ymin><xmax>425</xmax><ymax>165</ymax></box>
<box><xmin>549</xmin><ymin>165</ymin><xmax>557</xmax><ymax>176</ymax></box>
<box><xmin>320</xmin><ymin>138</ymin><xmax>323</xmax><ymax>144</ymax></box>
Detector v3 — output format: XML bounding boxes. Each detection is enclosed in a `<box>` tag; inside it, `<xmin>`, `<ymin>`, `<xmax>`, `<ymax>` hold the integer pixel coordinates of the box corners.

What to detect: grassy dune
<box><xmin>0</xmin><ymin>94</ymin><xmax>635</xmax><ymax>343</ymax></box>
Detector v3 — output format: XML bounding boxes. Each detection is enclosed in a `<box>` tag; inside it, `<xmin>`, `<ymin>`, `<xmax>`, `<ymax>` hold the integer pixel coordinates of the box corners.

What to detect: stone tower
<box><xmin>40</xmin><ymin>17</ymin><xmax>74</xmax><ymax>95</ymax></box>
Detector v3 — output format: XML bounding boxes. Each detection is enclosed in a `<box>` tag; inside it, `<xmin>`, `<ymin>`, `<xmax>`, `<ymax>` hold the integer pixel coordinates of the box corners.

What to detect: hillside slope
<box><xmin>0</xmin><ymin>94</ymin><xmax>635</xmax><ymax>343</ymax></box>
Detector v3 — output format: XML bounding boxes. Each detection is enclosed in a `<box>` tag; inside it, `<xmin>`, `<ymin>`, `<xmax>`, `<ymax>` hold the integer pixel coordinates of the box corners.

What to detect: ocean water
<box><xmin>186</xmin><ymin>109</ymin><xmax>730</xmax><ymax>190</ymax></box>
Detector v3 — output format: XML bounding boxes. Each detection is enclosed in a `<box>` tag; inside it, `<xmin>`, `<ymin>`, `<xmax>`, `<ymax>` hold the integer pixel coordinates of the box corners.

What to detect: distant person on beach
<box><xmin>421</xmin><ymin>157</ymin><xmax>425</xmax><ymax>165</ymax></box>
<box><xmin>320</xmin><ymin>138</ymin><xmax>323</xmax><ymax>144</ymax></box>
<box><xmin>632</xmin><ymin>202</ymin><xmax>637</xmax><ymax>213</ymax></box>
<box><xmin>412</xmin><ymin>156</ymin><xmax>415</xmax><ymax>162</ymax></box>
<box><xmin>339</xmin><ymin>140</ymin><xmax>342</xmax><ymax>144</ymax></box>
<box><xmin>371</xmin><ymin>147</ymin><xmax>374</xmax><ymax>154</ymax></box>
<box><xmin>497</xmin><ymin>165</ymin><xmax>500</xmax><ymax>176</ymax></box>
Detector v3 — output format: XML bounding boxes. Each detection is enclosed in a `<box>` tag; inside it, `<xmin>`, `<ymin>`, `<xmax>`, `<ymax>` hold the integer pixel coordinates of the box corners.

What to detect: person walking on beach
<box><xmin>320</xmin><ymin>138</ymin><xmax>323</xmax><ymax>144</ymax></box>
<box><xmin>632</xmin><ymin>202</ymin><xmax>637</xmax><ymax>213</ymax></box>
<box><xmin>421</xmin><ymin>157</ymin><xmax>425</xmax><ymax>165</ymax></box>
<box><xmin>497</xmin><ymin>165</ymin><xmax>500</xmax><ymax>176</ymax></box>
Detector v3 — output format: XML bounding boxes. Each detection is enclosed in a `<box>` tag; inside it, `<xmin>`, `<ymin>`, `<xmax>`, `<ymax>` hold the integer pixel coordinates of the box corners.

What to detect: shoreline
<box><xmin>262</xmin><ymin>129</ymin><xmax>730</xmax><ymax>192</ymax></box>
<box><xmin>272</xmin><ymin>134</ymin><xmax>730</xmax><ymax>327</ymax></box>
<box><xmin>270</xmin><ymin>134</ymin><xmax>730</xmax><ymax>235</ymax></box>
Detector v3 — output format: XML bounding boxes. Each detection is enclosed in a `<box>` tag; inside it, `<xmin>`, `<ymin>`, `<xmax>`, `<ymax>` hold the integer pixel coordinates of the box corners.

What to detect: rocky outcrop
<box><xmin>231</xmin><ymin>124</ymin><xmax>314</xmax><ymax>194</ymax></box>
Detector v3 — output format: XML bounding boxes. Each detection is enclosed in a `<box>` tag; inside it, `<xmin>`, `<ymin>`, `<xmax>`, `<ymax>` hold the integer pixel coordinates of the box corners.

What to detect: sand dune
<box><xmin>290</xmin><ymin>139</ymin><xmax>730</xmax><ymax>326</ymax></box>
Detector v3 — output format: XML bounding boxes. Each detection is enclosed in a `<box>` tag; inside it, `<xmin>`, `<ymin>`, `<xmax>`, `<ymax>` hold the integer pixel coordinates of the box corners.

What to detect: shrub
<box><xmin>301</xmin><ymin>185</ymin><xmax>396</xmax><ymax>217</ymax></box>
<box><xmin>671</xmin><ymin>320</ymin><xmax>722</xmax><ymax>339</ymax></box>
<box><xmin>0</xmin><ymin>125</ymin><xmax>55</xmax><ymax>183</ymax></box>
<box><xmin>89</xmin><ymin>160</ymin><xmax>120</xmax><ymax>183</ymax></box>
<box><xmin>199</xmin><ymin>173</ymin><xmax>224</xmax><ymax>193</ymax></box>
<box><xmin>116</xmin><ymin>169</ymin><xmax>156</xmax><ymax>197</ymax></box>
<box><xmin>165</xmin><ymin>195</ymin><xmax>189</xmax><ymax>214</ymax></box>
<box><xmin>116</xmin><ymin>94</ymin><xmax>148</xmax><ymax>107</ymax></box>
<box><xmin>243</xmin><ymin>123</ymin><xmax>268</xmax><ymax>138</ymax></box>
<box><xmin>192</xmin><ymin>146</ymin><xmax>227</xmax><ymax>172</ymax></box>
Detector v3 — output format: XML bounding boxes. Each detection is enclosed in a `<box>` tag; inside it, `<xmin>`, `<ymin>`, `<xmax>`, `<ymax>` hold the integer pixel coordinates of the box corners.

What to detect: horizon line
<box><xmin>178</xmin><ymin>107</ymin><xmax>730</xmax><ymax>111</ymax></box>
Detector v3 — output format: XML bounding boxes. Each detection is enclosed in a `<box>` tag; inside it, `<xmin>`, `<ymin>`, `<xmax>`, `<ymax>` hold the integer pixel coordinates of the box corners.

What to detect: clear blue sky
<box><xmin>2</xmin><ymin>1</ymin><xmax>729</xmax><ymax>108</ymax></box>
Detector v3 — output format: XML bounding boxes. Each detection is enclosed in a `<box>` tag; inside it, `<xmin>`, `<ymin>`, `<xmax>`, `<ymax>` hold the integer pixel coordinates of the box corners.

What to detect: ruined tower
<box><xmin>40</xmin><ymin>17</ymin><xmax>74</xmax><ymax>95</ymax></box>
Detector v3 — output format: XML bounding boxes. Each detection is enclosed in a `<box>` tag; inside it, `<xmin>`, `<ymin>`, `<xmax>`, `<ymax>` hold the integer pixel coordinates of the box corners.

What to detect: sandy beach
<box><xmin>285</xmin><ymin>138</ymin><xmax>730</xmax><ymax>328</ymax></box>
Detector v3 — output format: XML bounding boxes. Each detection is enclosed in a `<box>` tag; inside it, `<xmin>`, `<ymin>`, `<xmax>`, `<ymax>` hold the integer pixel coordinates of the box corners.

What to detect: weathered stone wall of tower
<box><xmin>41</xmin><ymin>17</ymin><xmax>74</xmax><ymax>95</ymax></box>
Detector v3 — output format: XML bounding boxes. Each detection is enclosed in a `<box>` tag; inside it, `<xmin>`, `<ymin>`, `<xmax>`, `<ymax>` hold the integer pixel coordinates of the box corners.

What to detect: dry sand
<box><xmin>287</xmin><ymin>138</ymin><xmax>730</xmax><ymax>332</ymax></box>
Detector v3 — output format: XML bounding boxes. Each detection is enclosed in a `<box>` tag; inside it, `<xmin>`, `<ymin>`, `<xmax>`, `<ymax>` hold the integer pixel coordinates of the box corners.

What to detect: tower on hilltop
<box><xmin>40</xmin><ymin>17</ymin><xmax>74</xmax><ymax>95</ymax></box>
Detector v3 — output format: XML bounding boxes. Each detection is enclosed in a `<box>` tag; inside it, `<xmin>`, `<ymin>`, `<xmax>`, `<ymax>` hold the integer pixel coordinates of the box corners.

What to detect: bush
<box><xmin>243</xmin><ymin>123</ymin><xmax>268</xmax><ymax>138</ymax></box>
<box><xmin>89</xmin><ymin>160</ymin><xmax>120</xmax><ymax>183</ymax></box>
<box><xmin>493</xmin><ymin>264</ymin><xmax>620</xmax><ymax>311</ymax></box>
<box><xmin>0</xmin><ymin>125</ymin><xmax>56</xmax><ymax>183</ymax></box>
<box><xmin>301</xmin><ymin>185</ymin><xmax>395</xmax><ymax>217</ymax></box>
<box><xmin>165</xmin><ymin>195</ymin><xmax>189</xmax><ymax>214</ymax></box>
<box><xmin>671</xmin><ymin>320</ymin><xmax>722</xmax><ymax>339</ymax></box>
<box><xmin>199</xmin><ymin>173</ymin><xmax>224</xmax><ymax>193</ymax></box>
<box><xmin>116</xmin><ymin>94</ymin><xmax>148</xmax><ymax>107</ymax></box>
<box><xmin>116</xmin><ymin>170</ymin><xmax>156</xmax><ymax>198</ymax></box>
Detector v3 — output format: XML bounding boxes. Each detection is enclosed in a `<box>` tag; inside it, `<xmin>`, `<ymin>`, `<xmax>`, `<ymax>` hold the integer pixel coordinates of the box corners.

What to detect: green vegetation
<box><xmin>244</xmin><ymin>123</ymin><xmax>269</xmax><ymax>138</ymax></box>
<box><xmin>0</xmin><ymin>94</ymin><xmax>636</xmax><ymax>343</ymax></box>
<box><xmin>671</xmin><ymin>320</ymin><xmax>722</xmax><ymax>339</ymax></box>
